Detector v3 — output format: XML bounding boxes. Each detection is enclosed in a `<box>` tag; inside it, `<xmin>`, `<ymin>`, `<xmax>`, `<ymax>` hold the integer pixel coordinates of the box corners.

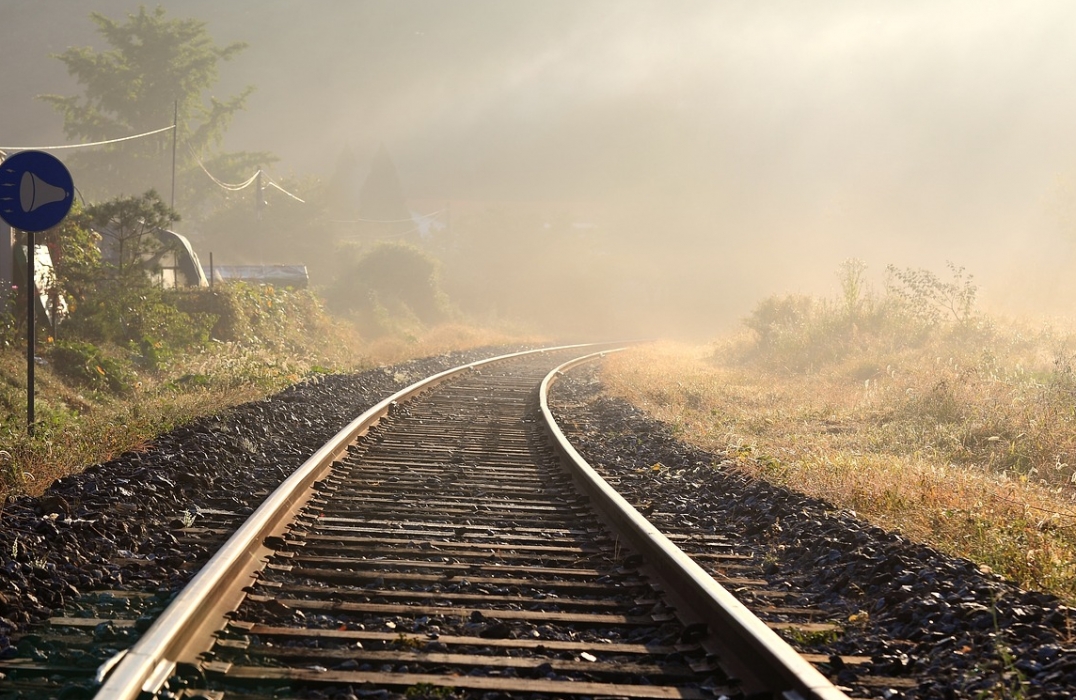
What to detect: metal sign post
<box><xmin>0</xmin><ymin>150</ymin><xmax>75</xmax><ymax>435</ymax></box>
<box><xmin>26</xmin><ymin>230</ymin><xmax>34</xmax><ymax>433</ymax></box>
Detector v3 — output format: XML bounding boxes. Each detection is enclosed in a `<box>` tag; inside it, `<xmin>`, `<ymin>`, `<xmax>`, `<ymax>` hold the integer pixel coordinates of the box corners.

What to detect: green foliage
<box><xmin>48</xmin><ymin>340</ymin><xmax>133</xmax><ymax>394</ymax></box>
<box><xmin>743</xmin><ymin>294</ymin><xmax>816</xmax><ymax>351</ymax></box>
<box><xmin>86</xmin><ymin>190</ymin><xmax>180</xmax><ymax>286</ymax></box>
<box><xmin>38</xmin><ymin>202</ymin><xmax>102</xmax><ymax>312</ymax></box>
<box><xmin>742</xmin><ymin>294</ymin><xmax>871</xmax><ymax>371</ymax></box>
<box><xmin>39</xmin><ymin>6</ymin><xmax>255</xmax><ymax>202</ymax></box>
<box><xmin>837</xmin><ymin>258</ymin><xmax>868</xmax><ymax>322</ymax></box>
<box><xmin>170</xmin><ymin>286</ymin><xmax>248</xmax><ymax>341</ymax></box>
<box><xmin>172</xmin><ymin>283</ymin><xmax>336</xmax><ymax>350</ymax></box>
<box><xmin>63</xmin><ymin>286</ymin><xmax>215</xmax><ymax>370</ymax></box>
<box><xmin>885</xmin><ymin>261</ymin><xmax>978</xmax><ymax>327</ymax></box>
<box><xmin>325</xmin><ymin>242</ymin><xmax>448</xmax><ymax>336</ymax></box>
<box><xmin>33</xmin><ymin>193</ymin><xmax>220</xmax><ymax>370</ymax></box>
<box><xmin>741</xmin><ymin>261</ymin><xmax>979</xmax><ymax>372</ymax></box>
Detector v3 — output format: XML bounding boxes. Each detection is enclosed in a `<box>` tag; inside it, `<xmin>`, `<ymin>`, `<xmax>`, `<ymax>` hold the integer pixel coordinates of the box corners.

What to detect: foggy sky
<box><xmin>5</xmin><ymin>1</ymin><xmax>1076</xmax><ymax>325</ymax></box>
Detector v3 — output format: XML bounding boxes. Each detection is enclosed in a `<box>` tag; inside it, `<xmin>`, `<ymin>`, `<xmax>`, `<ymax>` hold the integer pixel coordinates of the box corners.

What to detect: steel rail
<box><xmin>539</xmin><ymin>350</ymin><xmax>850</xmax><ymax>700</ymax></box>
<box><xmin>92</xmin><ymin>344</ymin><xmax>601</xmax><ymax>700</ymax></box>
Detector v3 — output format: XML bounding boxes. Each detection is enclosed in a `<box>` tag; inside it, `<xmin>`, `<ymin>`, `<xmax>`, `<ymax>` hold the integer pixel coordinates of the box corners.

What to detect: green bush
<box><xmin>173</xmin><ymin>283</ymin><xmax>343</xmax><ymax>353</ymax></box>
<box><xmin>62</xmin><ymin>287</ymin><xmax>216</xmax><ymax>369</ymax></box>
<box><xmin>885</xmin><ymin>261</ymin><xmax>978</xmax><ymax>327</ymax></box>
<box><xmin>48</xmin><ymin>340</ymin><xmax>133</xmax><ymax>394</ymax></box>
<box><xmin>325</xmin><ymin>242</ymin><xmax>449</xmax><ymax>337</ymax></box>
<box><xmin>740</xmin><ymin>260</ymin><xmax>980</xmax><ymax>372</ymax></box>
<box><xmin>171</xmin><ymin>286</ymin><xmax>251</xmax><ymax>342</ymax></box>
<box><xmin>742</xmin><ymin>295</ymin><xmax>853</xmax><ymax>371</ymax></box>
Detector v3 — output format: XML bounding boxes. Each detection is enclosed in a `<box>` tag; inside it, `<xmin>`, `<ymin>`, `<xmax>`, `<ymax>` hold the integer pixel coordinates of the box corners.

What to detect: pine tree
<box><xmin>39</xmin><ymin>6</ymin><xmax>268</xmax><ymax>209</ymax></box>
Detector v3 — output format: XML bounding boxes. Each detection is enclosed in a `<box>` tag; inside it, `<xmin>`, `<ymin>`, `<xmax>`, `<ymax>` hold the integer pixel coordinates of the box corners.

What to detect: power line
<box><xmin>1</xmin><ymin>123</ymin><xmax>307</xmax><ymax>205</ymax></box>
<box><xmin>0</xmin><ymin>124</ymin><xmax>175</xmax><ymax>152</ymax></box>
<box><xmin>191</xmin><ymin>150</ymin><xmax>307</xmax><ymax>203</ymax></box>
<box><xmin>265</xmin><ymin>180</ymin><xmax>305</xmax><ymax>203</ymax></box>
<box><xmin>192</xmin><ymin>155</ymin><xmax>261</xmax><ymax>191</ymax></box>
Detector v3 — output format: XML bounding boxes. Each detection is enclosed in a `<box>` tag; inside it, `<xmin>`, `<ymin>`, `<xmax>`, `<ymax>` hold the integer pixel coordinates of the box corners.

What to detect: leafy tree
<box><xmin>325</xmin><ymin>242</ymin><xmax>448</xmax><ymax>336</ymax></box>
<box><xmin>38</xmin><ymin>202</ymin><xmax>102</xmax><ymax>316</ymax></box>
<box><xmin>60</xmin><ymin>192</ymin><xmax>215</xmax><ymax>365</ymax></box>
<box><xmin>40</xmin><ymin>6</ymin><xmax>268</xmax><ymax>207</ymax></box>
<box><xmin>885</xmin><ymin>262</ymin><xmax>978</xmax><ymax>327</ymax></box>
<box><xmin>85</xmin><ymin>190</ymin><xmax>179</xmax><ymax>288</ymax></box>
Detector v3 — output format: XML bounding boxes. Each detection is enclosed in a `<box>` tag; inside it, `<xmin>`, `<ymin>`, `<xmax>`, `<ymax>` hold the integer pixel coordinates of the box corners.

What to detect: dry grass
<box><xmin>0</xmin><ymin>320</ymin><xmax>542</xmax><ymax>500</ymax></box>
<box><xmin>601</xmin><ymin>335</ymin><xmax>1076</xmax><ymax>603</ymax></box>
<box><xmin>360</xmin><ymin>323</ymin><xmax>544</xmax><ymax>365</ymax></box>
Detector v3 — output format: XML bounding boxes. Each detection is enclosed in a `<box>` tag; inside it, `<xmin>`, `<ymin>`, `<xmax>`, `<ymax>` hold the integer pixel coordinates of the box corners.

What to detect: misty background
<box><xmin>5</xmin><ymin>1</ymin><xmax>1076</xmax><ymax>337</ymax></box>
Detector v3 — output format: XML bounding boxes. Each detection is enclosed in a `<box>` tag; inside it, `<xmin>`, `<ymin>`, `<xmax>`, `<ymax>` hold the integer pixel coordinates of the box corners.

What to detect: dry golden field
<box><xmin>600</xmin><ymin>327</ymin><xmax>1076</xmax><ymax>603</ymax></box>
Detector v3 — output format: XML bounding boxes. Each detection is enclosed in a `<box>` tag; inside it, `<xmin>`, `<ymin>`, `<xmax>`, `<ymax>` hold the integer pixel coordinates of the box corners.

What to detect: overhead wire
<box><xmin>0</xmin><ymin>124</ymin><xmax>175</xmax><ymax>152</ymax></box>
<box><xmin>190</xmin><ymin>145</ymin><xmax>306</xmax><ymax>202</ymax></box>
<box><xmin>195</xmin><ymin>161</ymin><xmax>261</xmax><ymax>191</ymax></box>
<box><xmin>0</xmin><ymin>122</ymin><xmax>320</xmax><ymax>210</ymax></box>
<box><xmin>188</xmin><ymin>145</ymin><xmax>260</xmax><ymax>190</ymax></box>
<box><xmin>265</xmin><ymin>180</ymin><xmax>305</xmax><ymax>203</ymax></box>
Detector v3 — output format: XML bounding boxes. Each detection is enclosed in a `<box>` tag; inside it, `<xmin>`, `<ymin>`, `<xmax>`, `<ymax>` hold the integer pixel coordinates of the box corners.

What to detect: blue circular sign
<box><xmin>0</xmin><ymin>150</ymin><xmax>75</xmax><ymax>232</ymax></box>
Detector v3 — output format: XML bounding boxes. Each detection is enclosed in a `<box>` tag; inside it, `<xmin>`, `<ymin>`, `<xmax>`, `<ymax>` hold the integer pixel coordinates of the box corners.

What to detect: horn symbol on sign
<box><xmin>20</xmin><ymin>171</ymin><xmax>69</xmax><ymax>213</ymax></box>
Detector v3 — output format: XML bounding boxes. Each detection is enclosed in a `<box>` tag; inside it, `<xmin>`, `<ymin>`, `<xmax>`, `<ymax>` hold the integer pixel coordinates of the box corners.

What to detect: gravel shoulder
<box><xmin>550</xmin><ymin>366</ymin><xmax>1076</xmax><ymax>699</ymax></box>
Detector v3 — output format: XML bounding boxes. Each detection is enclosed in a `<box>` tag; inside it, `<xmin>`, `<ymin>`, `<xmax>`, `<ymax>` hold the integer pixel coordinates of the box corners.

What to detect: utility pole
<box><xmin>170</xmin><ymin>101</ymin><xmax>178</xmax><ymax>210</ymax></box>
<box><xmin>255</xmin><ymin>167</ymin><xmax>265</xmax><ymax>220</ymax></box>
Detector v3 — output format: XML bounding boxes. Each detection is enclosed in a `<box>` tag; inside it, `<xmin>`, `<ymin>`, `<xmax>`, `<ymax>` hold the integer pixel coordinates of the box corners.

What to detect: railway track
<box><xmin>4</xmin><ymin>345</ymin><xmax>1075</xmax><ymax>699</ymax></box>
<box><xmin>63</xmin><ymin>346</ymin><xmax>841</xmax><ymax>700</ymax></box>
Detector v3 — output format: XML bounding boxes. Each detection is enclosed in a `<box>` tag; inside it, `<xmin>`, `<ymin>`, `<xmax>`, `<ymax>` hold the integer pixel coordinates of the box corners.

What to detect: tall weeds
<box><xmin>601</xmin><ymin>261</ymin><xmax>1076</xmax><ymax>601</ymax></box>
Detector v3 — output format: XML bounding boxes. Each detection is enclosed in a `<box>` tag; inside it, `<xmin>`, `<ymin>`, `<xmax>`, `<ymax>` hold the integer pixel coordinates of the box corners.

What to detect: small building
<box><xmin>96</xmin><ymin>225</ymin><xmax>208</xmax><ymax>289</ymax></box>
<box><xmin>147</xmin><ymin>229</ymin><xmax>209</xmax><ymax>288</ymax></box>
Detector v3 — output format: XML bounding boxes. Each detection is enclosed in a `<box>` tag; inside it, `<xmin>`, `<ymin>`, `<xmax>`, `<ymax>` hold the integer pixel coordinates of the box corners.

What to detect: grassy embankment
<box><xmin>602</xmin><ymin>262</ymin><xmax>1076</xmax><ymax>603</ymax></box>
<box><xmin>0</xmin><ymin>283</ymin><xmax>536</xmax><ymax>501</ymax></box>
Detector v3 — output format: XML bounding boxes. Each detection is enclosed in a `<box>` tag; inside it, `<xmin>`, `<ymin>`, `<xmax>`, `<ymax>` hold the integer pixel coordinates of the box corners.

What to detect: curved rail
<box><xmin>539</xmin><ymin>350</ymin><xmax>849</xmax><ymax>700</ymax></box>
<box><xmin>93</xmin><ymin>344</ymin><xmax>601</xmax><ymax>700</ymax></box>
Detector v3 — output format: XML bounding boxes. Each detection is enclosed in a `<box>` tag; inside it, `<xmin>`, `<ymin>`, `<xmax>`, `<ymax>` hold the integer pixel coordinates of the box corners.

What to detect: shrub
<box><xmin>740</xmin><ymin>261</ymin><xmax>979</xmax><ymax>372</ymax></box>
<box><xmin>62</xmin><ymin>286</ymin><xmax>216</xmax><ymax>369</ymax></box>
<box><xmin>173</xmin><ymin>283</ymin><xmax>350</xmax><ymax>357</ymax></box>
<box><xmin>48</xmin><ymin>340</ymin><xmax>133</xmax><ymax>394</ymax></box>
<box><xmin>171</xmin><ymin>285</ymin><xmax>253</xmax><ymax>342</ymax></box>
<box><xmin>885</xmin><ymin>261</ymin><xmax>978</xmax><ymax>327</ymax></box>
<box><xmin>742</xmin><ymin>295</ymin><xmax>838</xmax><ymax>370</ymax></box>
<box><xmin>325</xmin><ymin>242</ymin><xmax>449</xmax><ymax>337</ymax></box>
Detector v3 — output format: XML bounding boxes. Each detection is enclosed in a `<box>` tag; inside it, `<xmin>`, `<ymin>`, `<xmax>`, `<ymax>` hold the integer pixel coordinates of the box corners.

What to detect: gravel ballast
<box><xmin>1</xmin><ymin>351</ymin><xmax>1075</xmax><ymax>700</ymax></box>
<box><xmin>0</xmin><ymin>350</ymin><xmax>510</xmax><ymax>664</ymax></box>
<box><xmin>549</xmin><ymin>366</ymin><xmax>1076</xmax><ymax>699</ymax></box>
